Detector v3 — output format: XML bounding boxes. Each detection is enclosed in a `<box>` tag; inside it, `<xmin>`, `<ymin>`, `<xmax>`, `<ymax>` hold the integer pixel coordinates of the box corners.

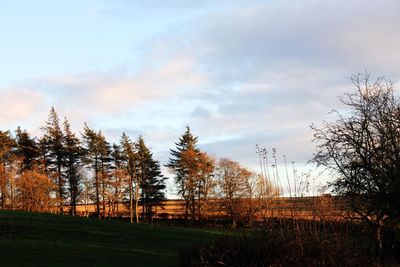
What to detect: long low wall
<box><xmin>72</xmin><ymin>195</ymin><xmax>353</xmax><ymax>221</ymax></box>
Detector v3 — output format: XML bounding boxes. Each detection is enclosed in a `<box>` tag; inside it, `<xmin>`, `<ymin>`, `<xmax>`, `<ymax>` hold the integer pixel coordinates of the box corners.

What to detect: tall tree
<box><xmin>167</xmin><ymin>126</ymin><xmax>199</xmax><ymax>220</ymax></box>
<box><xmin>136</xmin><ymin>136</ymin><xmax>166</xmax><ymax>223</ymax></box>
<box><xmin>215</xmin><ymin>158</ymin><xmax>252</xmax><ymax>227</ymax></box>
<box><xmin>82</xmin><ymin>123</ymin><xmax>102</xmax><ymax>218</ymax></box>
<box><xmin>97</xmin><ymin>131</ymin><xmax>112</xmax><ymax>217</ymax></box>
<box><xmin>312</xmin><ymin>73</ymin><xmax>400</xmax><ymax>255</ymax></box>
<box><xmin>195</xmin><ymin>152</ymin><xmax>215</xmax><ymax>221</ymax></box>
<box><xmin>41</xmin><ymin>107</ymin><xmax>66</xmax><ymax>213</ymax></box>
<box><xmin>120</xmin><ymin>133</ymin><xmax>137</xmax><ymax>223</ymax></box>
<box><xmin>14</xmin><ymin>128</ymin><xmax>40</xmax><ymax>211</ymax></box>
<box><xmin>63</xmin><ymin>118</ymin><xmax>82</xmax><ymax>216</ymax></box>
<box><xmin>15</xmin><ymin>127</ymin><xmax>39</xmax><ymax>171</ymax></box>
<box><xmin>0</xmin><ymin>130</ymin><xmax>15</xmax><ymax>209</ymax></box>
<box><xmin>167</xmin><ymin>126</ymin><xmax>213</xmax><ymax>221</ymax></box>
<box><xmin>107</xmin><ymin>143</ymin><xmax>127</xmax><ymax>216</ymax></box>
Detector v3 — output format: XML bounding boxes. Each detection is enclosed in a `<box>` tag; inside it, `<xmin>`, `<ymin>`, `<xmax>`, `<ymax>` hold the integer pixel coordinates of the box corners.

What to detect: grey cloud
<box><xmin>2</xmin><ymin>0</ymin><xmax>399</xmax><ymax>189</ymax></box>
<box><xmin>190</xmin><ymin>105</ymin><xmax>210</xmax><ymax>118</ymax></box>
<box><xmin>184</xmin><ymin>0</ymin><xmax>400</xmax><ymax>83</ymax></box>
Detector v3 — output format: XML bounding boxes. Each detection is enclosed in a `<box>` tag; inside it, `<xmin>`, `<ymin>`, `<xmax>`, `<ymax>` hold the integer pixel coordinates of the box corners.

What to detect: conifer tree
<box><xmin>136</xmin><ymin>136</ymin><xmax>166</xmax><ymax>222</ymax></box>
<box><xmin>0</xmin><ymin>130</ymin><xmax>15</xmax><ymax>209</ymax></box>
<box><xmin>120</xmin><ymin>133</ymin><xmax>137</xmax><ymax>223</ymax></box>
<box><xmin>41</xmin><ymin>107</ymin><xmax>66</xmax><ymax>213</ymax></box>
<box><xmin>63</xmin><ymin>118</ymin><xmax>82</xmax><ymax>216</ymax></box>
<box><xmin>82</xmin><ymin>123</ymin><xmax>102</xmax><ymax>218</ymax></box>
<box><xmin>109</xmin><ymin>143</ymin><xmax>126</xmax><ymax>215</ymax></box>
<box><xmin>15</xmin><ymin>127</ymin><xmax>39</xmax><ymax>171</ymax></box>
<box><xmin>167</xmin><ymin>126</ymin><xmax>213</xmax><ymax>221</ymax></box>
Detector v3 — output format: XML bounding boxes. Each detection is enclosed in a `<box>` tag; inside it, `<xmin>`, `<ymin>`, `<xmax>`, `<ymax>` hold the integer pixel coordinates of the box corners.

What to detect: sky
<box><xmin>1</xmin><ymin>0</ymin><xmax>400</xmax><ymax>196</ymax></box>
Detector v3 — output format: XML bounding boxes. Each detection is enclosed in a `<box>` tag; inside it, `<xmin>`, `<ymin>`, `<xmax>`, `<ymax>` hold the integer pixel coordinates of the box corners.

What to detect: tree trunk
<box><xmin>57</xmin><ymin>163</ymin><xmax>63</xmax><ymax>214</ymax></box>
<box><xmin>129</xmin><ymin>175</ymin><xmax>133</xmax><ymax>223</ymax></box>
<box><xmin>10</xmin><ymin>171</ymin><xmax>14</xmax><ymax>210</ymax></box>
<box><xmin>375</xmin><ymin>223</ymin><xmax>384</xmax><ymax>262</ymax></box>
<box><xmin>102</xmin><ymin>179</ymin><xmax>106</xmax><ymax>217</ymax></box>
<box><xmin>0</xmin><ymin>162</ymin><xmax>6</xmax><ymax>209</ymax></box>
<box><xmin>95</xmin><ymin>161</ymin><xmax>100</xmax><ymax>219</ymax></box>
<box><xmin>142</xmin><ymin>201</ymin><xmax>145</xmax><ymax>223</ymax></box>
<box><xmin>135</xmin><ymin>183</ymin><xmax>140</xmax><ymax>224</ymax></box>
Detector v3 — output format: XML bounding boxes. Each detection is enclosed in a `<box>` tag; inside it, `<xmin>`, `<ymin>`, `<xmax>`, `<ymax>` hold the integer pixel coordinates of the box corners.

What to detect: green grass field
<box><xmin>0</xmin><ymin>211</ymin><xmax>223</xmax><ymax>266</ymax></box>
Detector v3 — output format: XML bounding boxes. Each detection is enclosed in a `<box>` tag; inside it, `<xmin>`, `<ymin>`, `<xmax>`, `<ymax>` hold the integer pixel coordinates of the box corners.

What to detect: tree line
<box><xmin>0</xmin><ymin>107</ymin><xmax>166</xmax><ymax>223</ymax></box>
<box><xmin>0</xmin><ymin>108</ymin><xmax>275</xmax><ymax>225</ymax></box>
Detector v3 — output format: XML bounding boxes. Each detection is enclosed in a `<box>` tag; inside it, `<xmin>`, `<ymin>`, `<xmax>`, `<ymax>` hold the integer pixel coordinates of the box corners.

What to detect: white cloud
<box><xmin>0</xmin><ymin>87</ymin><xmax>46</xmax><ymax>130</ymax></box>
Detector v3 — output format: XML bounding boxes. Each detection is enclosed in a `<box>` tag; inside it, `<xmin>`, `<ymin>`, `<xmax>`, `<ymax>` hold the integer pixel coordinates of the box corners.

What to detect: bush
<box><xmin>179</xmin><ymin>221</ymin><xmax>396</xmax><ymax>266</ymax></box>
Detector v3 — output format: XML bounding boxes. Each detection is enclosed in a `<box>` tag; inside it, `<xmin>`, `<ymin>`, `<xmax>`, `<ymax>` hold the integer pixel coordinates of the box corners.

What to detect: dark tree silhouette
<box><xmin>15</xmin><ymin>127</ymin><xmax>39</xmax><ymax>171</ymax></box>
<box><xmin>312</xmin><ymin>73</ymin><xmax>400</xmax><ymax>256</ymax></box>
<box><xmin>136</xmin><ymin>136</ymin><xmax>166</xmax><ymax>223</ymax></box>
<box><xmin>120</xmin><ymin>132</ymin><xmax>137</xmax><ymax>223</ymax></box>
<box><xmin>40</xmin><ymin>107</ymin><xmax>66</xmax><ymax>213</ymax></box>
<box><xmin>63</xmin><ymin>118</ymin><xmax>83</xmax><ymax>216</ymax></box>
<box><xmin>82</xmin><ymin>123</ymin><xmax>103</xmax><ymax>218</ymax></box>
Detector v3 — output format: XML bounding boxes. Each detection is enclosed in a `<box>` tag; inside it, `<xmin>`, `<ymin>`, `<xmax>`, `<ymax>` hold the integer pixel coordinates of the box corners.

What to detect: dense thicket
<box><xmin>180</xmin><ymin>221</ymin><xmax>390</xmax><ymax>267</ymax></box>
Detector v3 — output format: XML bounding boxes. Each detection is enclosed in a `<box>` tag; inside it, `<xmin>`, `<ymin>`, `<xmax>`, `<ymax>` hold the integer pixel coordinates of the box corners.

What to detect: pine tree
<box><xmin>109</xmin><ymin>143</ymin><xmax>126</xmax><ymax>216</ymax></box>
<box><xmin>97</xmin><ymin>131</ymin><xmax>112</xmax><ymax>216</ymax></box>
<box><xmin>120</xmin><ymin>133</ymin><xmax>137</xmax><ymax>223</ymax></box>
<box><xmin>15</xmin><ymin>127</ymin><xmax>39</xmax><ymax>171</ymax></box>
<box><xmin>40</xmin><ymin>107</ymin><xmax>66</xmax><ymax>213</ymax></box>
<box><xmin>136</xmin><ymin>136</ymin><xmax>166</xmax><ymax>223</ymax></box>
<box><xmin>63</xmin><ymin>118</ymin><xmax>82</xmax><ymax>216</ymax></box>
<box><xmin>82</xmin><ymin>123</ymin><xmax>102</xmax><ymax>218</ymax></box>
<box><xmin>0</xmin><ymin>130</ymin><xmax>15</xmax><ymax>209</ymax></box>
<box><xmin>167</xmin><ymin>126</ymin><xmax>213</xmax><ymax>221</ymax></box>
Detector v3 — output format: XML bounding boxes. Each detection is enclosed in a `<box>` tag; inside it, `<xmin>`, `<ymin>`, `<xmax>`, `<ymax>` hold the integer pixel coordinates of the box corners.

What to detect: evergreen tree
<box><xmin>82</xmin><ymin>123</ymin><xmax>102</xmax><ymax>218</ymax></box>
<box><xmin>97</xmin><ymin>131</ymin><xmax>112</xmax><ymax>216</ymax></box>
<box><xmin>13</xmin><ymin>128</ymin><xmax>44</xmax><ymax>211</ymax></box>
<box><xmin>0</xmin><ymin>131</ymin><xmax>15</xmax><ymax>162</ymax></box>
<box><xmin>40</xmin><ymin>107</ymin><xmax>66</xmax><ymax>213</ymax></box>
<box><xmin>15</xmin><ymin>127</ymin><xmax>39</xmax><ymax>171</ymax></box>
<box><xmin>0</xmin><ymin>130</ymin><xmax>15</xmax><ymax>209</ymax></box>
<box><xmin>136</xmin><ymin>136</ymin><xmax>166</xmax><ymax>222</ymax></box>
<box><xmin>37</xmin><ymin>136</ymin><xmax>49</xmax><ymax>174</ymax></box>
<box><xmin>120</xmin><ymin>133</ymin><xmax>137</xmax><ymax>223</ymax></box>
<box><xmin>167</xmin><ymin>126</ymin><xmax>209</xmax><ymax>221</ymax></box>
<box><xmin>63</xmin><ymin>118</ymin><xmax>82</xmax><ymax>216</ymax></box>
<box><xmin>109</xmin><ymin>143</ymin><xmax>126</xmax><ymax>215</ymax></box>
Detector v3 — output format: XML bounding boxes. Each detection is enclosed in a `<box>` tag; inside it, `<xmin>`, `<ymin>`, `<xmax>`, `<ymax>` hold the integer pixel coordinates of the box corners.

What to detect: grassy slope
<box><xmin>0</xmin><ymin>211</ymin><xmax>222</xmax><ymax>267</ymax></box>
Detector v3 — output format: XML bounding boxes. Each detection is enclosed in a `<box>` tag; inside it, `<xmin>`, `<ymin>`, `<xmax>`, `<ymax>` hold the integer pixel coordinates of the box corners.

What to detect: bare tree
<box><xmin>312</xmin><ymin>73</ymin><xmax>400</xmax><ymax>256</ymax></box>
<box><xmin>215</xmin><ymin>158</ymin><xmax>252</xmax><ymax>227</ymax></box>
<box><xmin>80</xmin><ymin>174</ymin><xmax>96</xmax><ymax>217</ymax></box>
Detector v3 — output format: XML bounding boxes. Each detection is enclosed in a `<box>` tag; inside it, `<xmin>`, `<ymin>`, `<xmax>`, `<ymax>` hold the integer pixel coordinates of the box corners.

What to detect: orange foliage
<box><xmin>16</xmin><ymin>171</ymin><xmax>56</xmax><ymax>212</ymax></box>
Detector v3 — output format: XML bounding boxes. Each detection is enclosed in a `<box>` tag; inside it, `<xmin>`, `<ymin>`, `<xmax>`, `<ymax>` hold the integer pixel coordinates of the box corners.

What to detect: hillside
<box><xmin>0</xmin><ymin>211</ymin><xmax>222</xmax><ymax>266</ymax></box>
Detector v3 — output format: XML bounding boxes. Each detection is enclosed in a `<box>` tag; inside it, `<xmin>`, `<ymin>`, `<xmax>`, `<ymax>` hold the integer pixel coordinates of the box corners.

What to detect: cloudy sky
<box><xmin>1</xmin><ymin>0</ymin><xmax>399</xmax><ymax>195</ymax></box>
